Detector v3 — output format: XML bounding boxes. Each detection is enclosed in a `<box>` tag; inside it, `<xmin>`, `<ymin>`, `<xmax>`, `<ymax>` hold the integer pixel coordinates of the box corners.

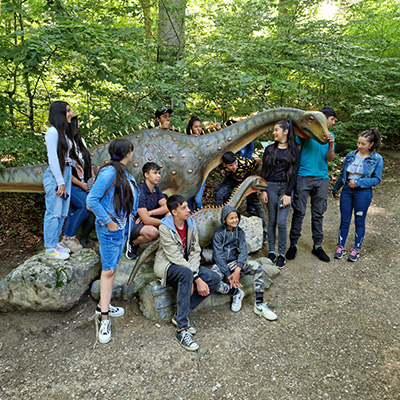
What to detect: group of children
<box><xmin>42</xmin><ymin>102</ymin><xmax>383</xmax><ymax>350</ymax></box>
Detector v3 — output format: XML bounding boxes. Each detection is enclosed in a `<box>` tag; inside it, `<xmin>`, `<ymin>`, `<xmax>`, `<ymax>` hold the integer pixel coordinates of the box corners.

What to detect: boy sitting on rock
<box><xmin>126</xmin><ymin>162</ymin><xmax>169</xmax><ymax>259</ymax></box>
<box><xmin>212</xmin><ymin>205</ymin><xmax>277</xmax><ymax>320</ymax></box>
<box><xmin>154</xmin><ymin>195</ymin><xmax>221</xmax><ymax>351</ymax></box>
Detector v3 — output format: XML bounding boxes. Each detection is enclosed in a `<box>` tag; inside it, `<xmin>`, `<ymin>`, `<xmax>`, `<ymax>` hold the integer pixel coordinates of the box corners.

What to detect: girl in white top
<box><xmin>43</xmin><ymin>101</ymin><xmax>75</xmax><ymax>260</ymax></box>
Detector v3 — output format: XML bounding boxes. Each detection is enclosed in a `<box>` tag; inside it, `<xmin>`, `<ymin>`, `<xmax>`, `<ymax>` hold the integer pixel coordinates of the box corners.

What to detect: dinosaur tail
<box><xmin>127</xmin><ymin>239</ymin><xmax>160</xmax><ymax>286</ymax></box>
<box><xmin>0</xmin><ymin>163</ymin><xmax>47</xmax><ymax>192</ymax></box>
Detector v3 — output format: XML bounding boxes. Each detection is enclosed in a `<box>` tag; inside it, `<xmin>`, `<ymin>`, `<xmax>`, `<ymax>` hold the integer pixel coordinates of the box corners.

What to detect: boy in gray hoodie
<box><xmin>212</xmin><ymin>205</ymin><xmax>277</xmax><ymax>320</ymax></box>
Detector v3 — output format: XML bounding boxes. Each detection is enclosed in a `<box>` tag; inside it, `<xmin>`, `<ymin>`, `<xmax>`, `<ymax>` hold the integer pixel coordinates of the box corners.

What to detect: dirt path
<box><xmin>1</xmin><ymin>153</ymin><xmax>399</xmax><ymax>400</ymax></box>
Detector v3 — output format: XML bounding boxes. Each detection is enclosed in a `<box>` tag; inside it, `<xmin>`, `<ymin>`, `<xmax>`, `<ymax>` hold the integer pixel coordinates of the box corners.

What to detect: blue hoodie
<box><xmin>212</xmin><ymin>205</ymin><xmax>247</xmax><ymax>278</ymax></box>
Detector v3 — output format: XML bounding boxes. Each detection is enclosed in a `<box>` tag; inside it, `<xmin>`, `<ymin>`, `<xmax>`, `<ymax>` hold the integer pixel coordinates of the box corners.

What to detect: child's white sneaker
<box><xmin>231</xmin><ymin>288</ymin><xmax>244</xmax><ymax>312</ymax></box>
<box><xmin>45</xmin><ymin>248</ymin><xmax>69</xmax><ymax>260</ymax></box>
<box><xmin>254</xmin><ymin>302</ymin><xmax>277</xmax><ymax>321</ymax></box>
<box><xmin>99</xmin><ymin>319</ymin><xmax>111</xmax><ymax>344</ymax></box>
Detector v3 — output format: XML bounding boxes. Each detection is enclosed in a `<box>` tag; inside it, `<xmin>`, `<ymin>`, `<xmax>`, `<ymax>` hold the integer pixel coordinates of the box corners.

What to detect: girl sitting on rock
<box><xmin>87</xmin><ymin>139</ymin><xmax>139</xmax><ymax>344</ymax></box>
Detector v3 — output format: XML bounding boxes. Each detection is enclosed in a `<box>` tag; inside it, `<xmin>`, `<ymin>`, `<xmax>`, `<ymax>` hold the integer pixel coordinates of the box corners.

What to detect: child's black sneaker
<box><xmin>267</xmin><ymin>252</ymin><xmax>276</xmax><ymax>263</ymax></box>
<box><xmin>125</xmin><ymin>242</ymin><xmax>139</xmax><ymax>260</ymax></box>
<box><xmin>286</xmin><ymin>244</ymin><xmax>297</xmax><ymax>260</ymax></box>
<box><xmin>276</xmin><ymin>255</ymin><xmax>286</xmax><ymax>269</ymax></box>
<box><xmin>312</xmin><ymin>246</ymin><xmax>330</xmax><ymax>262</ymax></box>
<box><xmin>175</xmin><ymin>329</ymin><xmax>199</xmax><ymax>351</ymax></box>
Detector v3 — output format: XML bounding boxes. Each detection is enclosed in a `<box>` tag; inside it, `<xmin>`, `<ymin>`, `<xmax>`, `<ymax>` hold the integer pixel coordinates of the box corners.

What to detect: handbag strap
<box><xmin>100</xmin><ymin>176</ymin><xmax>117</xmax><ymax>200</ymax></box>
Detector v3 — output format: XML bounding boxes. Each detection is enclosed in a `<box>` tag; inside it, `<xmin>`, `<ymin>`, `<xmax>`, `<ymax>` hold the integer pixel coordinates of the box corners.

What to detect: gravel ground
<box><xmin>1</xmin><ymin>152</ymin><xmax>399</xmax><ymax>400</ymax></box>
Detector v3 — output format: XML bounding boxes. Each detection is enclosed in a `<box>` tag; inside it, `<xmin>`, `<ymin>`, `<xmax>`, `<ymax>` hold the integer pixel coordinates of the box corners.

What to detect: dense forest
<box><xmin>1</xmin><ymin>0</ymin><xmax>399</xmax><ymax>167</ymax></box>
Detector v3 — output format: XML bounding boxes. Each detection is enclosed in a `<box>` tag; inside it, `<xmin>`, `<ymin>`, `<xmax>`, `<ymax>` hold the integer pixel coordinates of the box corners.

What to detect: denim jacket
<box><xmin>86</xmin><ymin>165</ymin><xmax>139</xmax><ymax>226</ymax></box>
<box><xmin>332</xmin><ymin>150</ymin><xmax>383</xmax><ymax>195</ymax></box>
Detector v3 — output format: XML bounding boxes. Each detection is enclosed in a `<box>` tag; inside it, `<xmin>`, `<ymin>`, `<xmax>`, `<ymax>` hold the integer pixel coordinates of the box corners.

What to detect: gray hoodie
<box><xmin>212</xmin><ymin>205</ymin><xmax>247</xmax><ymax>278</ymax></box>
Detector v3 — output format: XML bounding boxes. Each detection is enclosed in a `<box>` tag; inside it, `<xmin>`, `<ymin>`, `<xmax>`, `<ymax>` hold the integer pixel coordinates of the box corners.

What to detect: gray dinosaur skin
<box><xmin>0</xmin><ymin>108</ymin><xmax>328</xmax><ymax>198</ymax></box>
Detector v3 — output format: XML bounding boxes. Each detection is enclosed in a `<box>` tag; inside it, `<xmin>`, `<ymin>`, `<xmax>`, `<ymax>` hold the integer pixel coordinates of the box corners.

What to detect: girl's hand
<box><xmin>80</xmin><ymin>182</ymin><xmax>88</xmax><ymax>192</ymax></box>
<box><xmin>107</xmin><ymin>220</ymin><xmax>119</xmax><ymax>231</ymax></box>
<box><xmin>281</xmin><ymin>195</ymin><xmax>291</xmax><ymax>208</ymax></box>
<box><xmin>260</xmin><ymin>191</ymin><xmax>268</xmax><ymax>203</ymax></box>
<box><xmin>56</xmin><ymin>184</ymin><xmax>66</xmax><ymax>198</ymax></box>
<box><xmin>333</xmin><ymin>193</ymin><xmax>340</xmax><ymax>200</ymax></box>
<box><xmin>348</xmin><ymin>179</ymin><xmax>356</xmax><ymax>188</ymax></box>
<box><xmin>211</xmin><ymin>118</ymin><xmax>222</xmax><ymax>131</ymax></box>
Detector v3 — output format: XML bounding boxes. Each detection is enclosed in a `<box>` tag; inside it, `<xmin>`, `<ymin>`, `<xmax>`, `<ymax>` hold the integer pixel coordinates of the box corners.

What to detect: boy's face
<box><xmin>145</xmin><ymin>168</ymin><xmax>161</xmax><ymax>186</ymax></box>
<box><xmin>224</xmin><ymin>160</ymin><xmax>238</xmax><ymax>172</ymax></box>
<box><xmin>157</xmin><ymin>113</ymin><xmax>170</xmax><ymax>129</ymax></box>
<box><xmin>172</xmin><ymin>201</ymin><xmax>190</xmax><ymax>221</ymax></box>
<box><xmin>326</xmin><ymin>115</ymin><xmax>335</xmax><ymax>128</ymax></box>
<box><xmin>225</xmin><ymin>211</ymin><xmax>239</xmax><ymax>229</ymax></box>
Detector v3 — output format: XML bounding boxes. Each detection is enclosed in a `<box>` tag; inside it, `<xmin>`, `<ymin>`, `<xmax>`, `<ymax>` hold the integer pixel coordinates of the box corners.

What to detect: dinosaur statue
<box><xmin>0</xmin><ymin>108</ymin><xmax>328</xmax><ymax>199</ymax></box>
<box><xmin>127</xmin><ymin>175</ymin><xmax>268</xmax><ymax>285</ymax></box>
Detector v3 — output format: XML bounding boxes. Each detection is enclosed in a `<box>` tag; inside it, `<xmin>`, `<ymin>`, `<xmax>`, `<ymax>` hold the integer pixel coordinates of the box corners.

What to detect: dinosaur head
<box><xmin>245</xmin><ymin>176</ymin><xmax>268</xmax><ymax>196</ymax></box>
<box><xmin>293</xmin><ymin>111</ymin><xmax>329</xmax><ymax>144</ymax></box>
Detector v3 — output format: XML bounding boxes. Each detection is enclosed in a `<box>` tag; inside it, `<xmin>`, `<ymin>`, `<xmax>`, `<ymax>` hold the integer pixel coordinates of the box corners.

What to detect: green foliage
<box><xmin>0</xmin><ymin>0</ymin><xmax>399</xmax><ymax>168</ymax></box>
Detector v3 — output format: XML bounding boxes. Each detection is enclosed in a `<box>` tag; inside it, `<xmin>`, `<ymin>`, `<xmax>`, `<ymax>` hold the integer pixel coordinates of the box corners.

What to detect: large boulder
<box><xmin>0</xmin><ymin>249</ymin><xmax>100</xmax><ymax>311</ymax></box>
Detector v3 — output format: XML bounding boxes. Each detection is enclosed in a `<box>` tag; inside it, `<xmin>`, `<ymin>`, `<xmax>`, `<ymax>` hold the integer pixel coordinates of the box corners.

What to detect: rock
<box><xmin>257</xmin><ymin>257</ymin><xmax>280</xmax><ymax>278</ymax></box>
<box><xmin>0</xmin><ymin>249</ymin><xmax>100</xmax><ymax>312</ymax></box>
<box><xmin>138</xmin><ymin>257</ymin><xmax>276</xmax><ymax>322</ymax></box>
<box><xmin>239</xmin><ymin>216</ymin><xmax>263</xmax><ymax>253</ymax></box>
<box><xmin>90</xmin><ymin>279</ymin><xmax>123</xmax><ymax>301</ymax></box>
<box><xmin>139</xmin><ymin>280</ymin><xmax>176</xmax><ymax>321</ymax></box>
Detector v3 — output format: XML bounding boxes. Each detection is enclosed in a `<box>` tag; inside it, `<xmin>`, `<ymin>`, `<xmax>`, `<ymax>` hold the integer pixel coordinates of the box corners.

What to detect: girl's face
<box><xmin>357</xmin><ymin>136</ymin><xmax>373</xmax><ymax>154</ymax></box>
<box><xmin>191</xmin><ymin>121</ymin><xmax>202</xmax><ymax>135</ymax></box>
<box><xmin>66</xmin><ymin>105</ymin><xmax>73</xmax><ymax>123</ymax></box>
<box><xmin>273</xmin><ymin>124</ymin><xmax>288</xmax><ymax>144</ymax></box>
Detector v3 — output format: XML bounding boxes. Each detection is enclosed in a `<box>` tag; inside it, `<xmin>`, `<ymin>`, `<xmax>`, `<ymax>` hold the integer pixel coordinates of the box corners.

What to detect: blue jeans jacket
<box><xmin>87</xmin><ymin>165</ymin><xmax>139</xmax><ymax>226</ymax></box>
<box><xmin>332</xmin><ymin>150</ymin><xmax>383</xmax><ymax>195</ymax></box>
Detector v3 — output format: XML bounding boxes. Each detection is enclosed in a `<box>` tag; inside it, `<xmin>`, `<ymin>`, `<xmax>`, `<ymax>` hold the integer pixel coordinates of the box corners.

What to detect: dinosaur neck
<box><xmin>200</xmin><ymin>108</ymin><xmax>304</xmax><ymax>181</ymax></box>
<box><xmin>226</xmin><ymin>177</ymin><xmax>257</xmax><ymax>209</ymax></box>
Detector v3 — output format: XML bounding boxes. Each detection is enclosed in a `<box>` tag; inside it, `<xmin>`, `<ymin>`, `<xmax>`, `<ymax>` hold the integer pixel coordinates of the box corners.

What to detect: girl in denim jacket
<box><xmin>332</xmin><ymin>129</ymin><xmax>383</xmax><ymax>261</ymax></box>
<box><xmin>87</xmin><ymin>139</ymin><xmax>139</xmax><ymax>344</ymax></box>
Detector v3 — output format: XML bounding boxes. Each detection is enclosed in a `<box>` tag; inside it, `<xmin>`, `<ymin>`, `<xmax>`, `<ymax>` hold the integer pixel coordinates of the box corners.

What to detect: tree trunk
<box><xmin>157</xmin><ymin>0</ymin><xmax>187</xmax><ymax>62</ymax></box>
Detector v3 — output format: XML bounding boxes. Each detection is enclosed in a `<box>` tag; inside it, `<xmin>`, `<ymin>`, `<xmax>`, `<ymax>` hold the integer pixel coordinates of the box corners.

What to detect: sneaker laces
<box><xmin>350</xmin><ymin>249</ymin><xmax>359</xmax><ymax>256</ymax></box>
<box><xmin>179</xmin><ymin>330</ymin><xmax>195</xmax><ymax>346</ymax></box>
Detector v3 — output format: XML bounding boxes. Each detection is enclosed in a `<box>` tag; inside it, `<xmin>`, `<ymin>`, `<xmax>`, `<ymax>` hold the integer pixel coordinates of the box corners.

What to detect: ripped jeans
<box><xmin>338</xmin><ymin>185</ymin><xmax>373</xmax><ymax>250</ymax></box>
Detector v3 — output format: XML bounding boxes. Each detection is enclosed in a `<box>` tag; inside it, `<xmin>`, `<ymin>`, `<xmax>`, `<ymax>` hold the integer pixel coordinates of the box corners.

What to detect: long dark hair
<box><xmin>48</xmin><ymin>101</ymin><xmax>70</xmax><ymax>174</ymax></box>
<box><xmin>263</xmin><ymin>120</ymin><xmax>298</xmax><ymax>183</ymax></box>
<box><xmin>99</xmin><ymin>139</ymin><xmax>134</xmax><ymax>217</ymax></box>
<box><xmin>186</xmin><ymin>116</ymin><xmax>202</xmax><ymax>135</ymax></box>
<box><xmin>69</xmin><ymin>116</ymin><xmax>92</xmax><ymax>181</ymax></box>
<box><xmin>359</xmin><ymin>128</ymin><xmax>381</xmax><ymax>151</ymax></box>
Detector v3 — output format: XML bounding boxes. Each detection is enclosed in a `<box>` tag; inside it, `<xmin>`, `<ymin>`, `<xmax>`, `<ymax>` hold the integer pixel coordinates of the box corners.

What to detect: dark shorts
<box><xmin>131</xmin><ymin>222</ymin><xmax>145</xmax><ymax>240</ymax></box>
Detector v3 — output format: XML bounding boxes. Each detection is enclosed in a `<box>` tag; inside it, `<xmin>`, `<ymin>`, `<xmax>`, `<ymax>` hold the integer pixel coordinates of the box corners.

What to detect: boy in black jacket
<box><xmin>212</xmin><ymin>205</ymin><xmax>277</xmax><ymax>320</ymax></box>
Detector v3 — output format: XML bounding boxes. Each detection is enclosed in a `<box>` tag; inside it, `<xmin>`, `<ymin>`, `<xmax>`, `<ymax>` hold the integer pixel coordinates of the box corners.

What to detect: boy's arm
<box><xmin>149</xmin><ymin>198</ymin><xmax>169</xmax><ymax>216</ymax></box>
<box><xmin>212</xmin><ymin>231</ymin><xmax>231</xmax><ymax>278</ymax></box>
<box><xmin>137</xmin><ymin>207</ymin><xmax>162</xmax><ymax>227</ymax></box>
<box><xmin>236</xmin><ymin>229</ymin><xmax>248</xmax><ymax>268</ymax></box>
<box><xmin>159</xmin><ymin>224</ymin><xmax>191</xmax><ymax>269</ymax></box>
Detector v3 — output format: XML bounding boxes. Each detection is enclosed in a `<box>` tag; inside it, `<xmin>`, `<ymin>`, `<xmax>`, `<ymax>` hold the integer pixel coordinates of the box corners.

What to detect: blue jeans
<box><xmin>43</xmin><ymin>166</ymin><xmax>71</xmax><ymax>248</ymax></box>
<box><xmin>166</xmin><ymin>265</ymin><xmax>220</xmax><ymax>330</ymax></box>
<box><xmin>64</xmin><ymin>184</ymin><xmax>91</xmax><ymax>237</ymax></box>
<box><xmin>266</xmin><ymin>182</ymin><xmax>292</xmax><ymax>255</ymax></box>
<box><xmin>96</xmin><ymin>223</ymin><xmax>128</xmax><ymax>271</ymax></box>
<box><xmin>290</xmin><ymin>176</ymin><xmax>330</xmax><ymax>247</ymax></box>
<box><xmin>338</xmin><ymin>186</ymin><xmax>372</xmax><ymax>249</ymax></box>
<box><xmin>188</xmin><ymin>181</ymin><xmax>206</xmax><ymax>212</ymax></box>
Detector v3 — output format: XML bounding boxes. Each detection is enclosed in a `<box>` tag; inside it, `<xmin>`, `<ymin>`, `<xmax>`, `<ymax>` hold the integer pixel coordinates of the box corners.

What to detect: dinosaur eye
<box><xmin>308</xmin><ymin>116</ymin><xmax>314</xmax><ymax>123</ymax></box>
